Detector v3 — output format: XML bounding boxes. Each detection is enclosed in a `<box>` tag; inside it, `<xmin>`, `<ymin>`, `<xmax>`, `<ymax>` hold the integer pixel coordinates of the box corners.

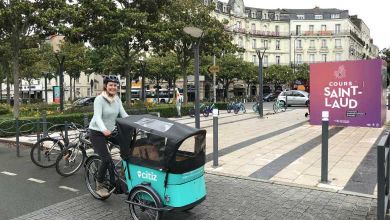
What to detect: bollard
<box><xmin>42</xmin><ymin>111</ymin><xmax>48</xmax><ymax>138</ymax></box>
<box><xmin>83</xmin><ymin>113</ymin><xmax>89</xmax><ymax>128</ymax></box>
<box><xmin>321</xmin><ymin>111</ymin><xmax>329</xmax><ymax>183</ymax></box>
<box><xmin>64</xmin><ymin>121</ymin><xmax>69</xmax><ymax>146</ymax></box>
<box><xmin>213</xmin><ymin>108</ymin><xmax>219</xmax><ymax>167</ymax></box>
<box><xmin>15</xmin><ymin>118</ymin><xmax>20</xmax><ymax>157</ymax></box>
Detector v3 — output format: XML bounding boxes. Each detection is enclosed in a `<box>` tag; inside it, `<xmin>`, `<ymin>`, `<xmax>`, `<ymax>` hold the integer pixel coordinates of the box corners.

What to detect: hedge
<box><xmin>0</xmin><ymin>102</ymin><xmax>228</xmax><ymax>137</ymax></box>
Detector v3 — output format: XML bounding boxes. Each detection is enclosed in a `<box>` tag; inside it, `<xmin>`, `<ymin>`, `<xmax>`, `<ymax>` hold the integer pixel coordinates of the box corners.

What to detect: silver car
<box><xmin>277</xmin><ymin>90</ymin><xmax>309</xmax><ymax>106</ymax></box>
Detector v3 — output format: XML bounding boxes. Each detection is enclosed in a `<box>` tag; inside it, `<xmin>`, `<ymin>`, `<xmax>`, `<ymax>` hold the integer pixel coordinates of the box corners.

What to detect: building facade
<box><xmin>210</xmin><ymin>0</ymin><xmax>379</xmax><ymax>67</ymax></box>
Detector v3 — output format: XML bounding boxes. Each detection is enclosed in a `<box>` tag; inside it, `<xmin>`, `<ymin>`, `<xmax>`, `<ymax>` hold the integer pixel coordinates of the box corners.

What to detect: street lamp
<box><xmin>55</xmin><ymin>52</ymin><xmax>65</xmax><ymax>111</ymax></box>
<box><xmin>184</xmin><ymin>26</ymin><xmax>204</xmax><ymax>129</ymax></box>
<box><xmin>138</xmin><ymin>56</ymin><xmax>146</xmax><ymax>102</ymax></box>
<box><xmin>256</xmin><ymin>47</ymin><xmax>267</xmax><ymax>118</ymax></box>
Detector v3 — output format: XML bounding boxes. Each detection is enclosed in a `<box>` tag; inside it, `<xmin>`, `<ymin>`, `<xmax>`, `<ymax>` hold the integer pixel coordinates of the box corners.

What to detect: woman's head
<box><xmin>103</xmin><ymin>75</ymin><xmax>119</xmax><ymax>96</ymax></box>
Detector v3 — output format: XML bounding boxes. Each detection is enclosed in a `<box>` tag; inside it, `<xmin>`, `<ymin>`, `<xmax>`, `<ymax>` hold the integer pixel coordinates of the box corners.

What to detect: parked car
<box><xmin>263</xmin><ymin>91</ymin><xmax>281</xmax><ymax>102</ymax></box>
<box><xmin>277</xmin><ymin>90</ymin><xmax>309</xmax><ymax>106</ymax></box>
<box><xmin>72</xmin><ymin>97</ymin><xmax>95</xmax><ymax>106</ymax></box>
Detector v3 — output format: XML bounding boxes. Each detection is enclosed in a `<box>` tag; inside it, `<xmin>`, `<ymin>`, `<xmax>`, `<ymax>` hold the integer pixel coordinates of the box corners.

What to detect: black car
<box><xmin>72</xmin><ymin>97</ymin><xmax>96</xmax><ymax>106</ymax></box>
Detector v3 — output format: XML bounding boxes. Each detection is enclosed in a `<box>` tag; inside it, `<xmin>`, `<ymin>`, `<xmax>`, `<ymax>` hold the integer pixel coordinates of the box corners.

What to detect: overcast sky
<box><xmin>220</xmin><ymin>0</ymin><xmax>388</xmax><ymax>50</ymax></box>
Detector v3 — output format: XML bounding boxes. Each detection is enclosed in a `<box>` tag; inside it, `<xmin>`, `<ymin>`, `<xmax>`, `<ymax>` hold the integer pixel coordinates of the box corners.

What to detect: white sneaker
<box><xmin>96</xmin><ymin>181</ymin><xmax>110</xmax><ymax>197</ymax></box>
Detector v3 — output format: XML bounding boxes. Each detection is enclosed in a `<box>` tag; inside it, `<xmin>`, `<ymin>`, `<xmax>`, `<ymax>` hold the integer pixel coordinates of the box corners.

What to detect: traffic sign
<box><xmin>208</xmin><ymin>65</ymin><xmax>220</xmax><ymax>74</ymax></box>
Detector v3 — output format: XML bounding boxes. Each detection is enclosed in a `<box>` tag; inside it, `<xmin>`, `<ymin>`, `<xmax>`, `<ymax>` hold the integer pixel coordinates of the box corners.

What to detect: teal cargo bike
<box><xmin>84</xmin><ymin>114</ymin><xmax>207</xmax><ymax>220</ymax></box>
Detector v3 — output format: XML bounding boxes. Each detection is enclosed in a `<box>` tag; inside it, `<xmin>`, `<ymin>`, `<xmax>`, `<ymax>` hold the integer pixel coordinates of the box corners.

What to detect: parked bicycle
<box><xmin>233</xmin><ymin>102</ymin><xmax>246</xmax><ymax>114</ymax></box>
<box><xmin>273</xmin><ymin>99</ymin><xmax>286</xmax><ymax>113</ymax></box>
<box><xmin>252</xmin><ymin>102</ymin><xmax>259</xmax><ymax>113</ymax></box>
<box><xmin>189</xmin><ymin>103</ymin><xmax>215</xmax><ymax>117</ymax></box>
<box><xmin>55</xmin><ymin>128</ymin><xmax>92</xmax><ymax>177</ymax></box>
<box><xmin>30</xmin><ymin>122</ymin><xmax>82</xmax><ymax>168</ymax></box>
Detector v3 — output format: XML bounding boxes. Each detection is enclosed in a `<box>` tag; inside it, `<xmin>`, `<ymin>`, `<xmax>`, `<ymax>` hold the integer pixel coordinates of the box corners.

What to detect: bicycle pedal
<box><xmin>109</xmin><ymin>187</ymin><xmax>116</xmax><ymax>194</ymax></box>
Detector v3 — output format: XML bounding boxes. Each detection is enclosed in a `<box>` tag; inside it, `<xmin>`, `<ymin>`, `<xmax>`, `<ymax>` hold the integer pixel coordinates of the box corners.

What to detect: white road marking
<box><xmin>1</xmin><ymin>171</ymin><xmax>17</xmax><ymax>176</ymax></box>
<box><xmin>59</xmin><ymin>186</ymin><xmax>79</xmax><ymax>192</ymax></box>
<box><xmin>27</xmin><ymin>178</ymin><xmax>46</xmax><ymax>183</ymax></box>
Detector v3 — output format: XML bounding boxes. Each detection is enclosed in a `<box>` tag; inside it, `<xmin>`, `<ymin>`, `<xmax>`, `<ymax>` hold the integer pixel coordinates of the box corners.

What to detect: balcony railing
<box><xmin>291</xmin><ymin>30</ymin><xmax>350</xmax><ymax>36</ymax></box>
<box><xmin>224</xmin><ymin>26</ymin><xmax>290</xmax><ymax>37</ymax></box>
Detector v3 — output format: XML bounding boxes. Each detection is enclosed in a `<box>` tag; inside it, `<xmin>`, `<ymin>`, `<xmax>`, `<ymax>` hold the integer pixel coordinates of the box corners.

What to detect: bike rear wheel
<box><xmin>31</xmin><ymin>137</ymin><xmax>64</xmax><ymax>168</ymax></box>
<box><xmin>56</xmin><ymin>144</ymin><xmax>86</xmax><ymax>177</ymax></box>
<box><xmin>188</xmin><ymin>108</ymin><xmax>195</xmax><ymax>117</ymax></box>
<box><xmin>252</xmin><ymin>103</ymin><xmax>259</xmax><ymax>113</ymax></box>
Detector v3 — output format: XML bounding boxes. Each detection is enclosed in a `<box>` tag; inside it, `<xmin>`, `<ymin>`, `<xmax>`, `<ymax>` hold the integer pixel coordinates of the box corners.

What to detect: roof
<box><xmin>116</xmin><ymin>114</ymin><xmax>205</xmax><ymax>144</ymax></box>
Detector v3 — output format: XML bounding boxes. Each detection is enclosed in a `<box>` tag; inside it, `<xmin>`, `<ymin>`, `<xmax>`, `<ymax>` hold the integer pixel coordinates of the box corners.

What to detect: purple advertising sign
<box><xmin>310</xmin><ymin>59</ymin><xmax>387</xmax><ymax>127</ymax></box>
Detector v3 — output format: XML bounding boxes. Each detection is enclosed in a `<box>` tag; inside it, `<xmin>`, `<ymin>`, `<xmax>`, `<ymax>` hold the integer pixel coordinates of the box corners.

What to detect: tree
<box><xmin>294</xmin><ymin>63</ymin><xmax>309</xmax><ymax>84</ymax></box>
<box><xmin>0</xmin><ymin>41</ymin><xmax>12</xmax><ymax>103</ymax></box>
<box><xmin>156</xmin><ymin>0</ymin><xmax>237</xmax><ymax>104</ymax></box>
<box><xmin>59</xmin><ymin>41</ymin><xmax>89</xmax><ymax>101</ymax></box>
<box><xmin>380</xmin><ymin>48</ymin><xmax>390</xmax><ymax>84</ymax></box>
<box><xmin>0</xmin><ymin>0</ymin><xmax>68</xmax><ymax>117</ymax></box>
<box><xmin>264</xmin><ymin>65</ymin><xmax>293</xmax><ymax>90</ymax></box>
<box><xmin>241</xmin><ymin>63</ymin><xmax>258</xmax><ymax>98</ymax></box>
<box><xmin>146</xmin><ymin>53</ymin><xmax>181</xmax><ymax>102</ymax></box>
<box><xmin>216</xmin><ymin>55</ymin><xmax>248</xmax><ymax>99</ymax></box>
<box><xmin>70</xmin><ymin>0</ymin><xmax>168</xmax><ymax>107</ymax></box>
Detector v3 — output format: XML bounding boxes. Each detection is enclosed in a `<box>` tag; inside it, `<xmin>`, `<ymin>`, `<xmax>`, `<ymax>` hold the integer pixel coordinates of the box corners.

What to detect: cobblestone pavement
<box><xmin>13</xmin><ymin>173</ymin><xmax>377</xmax><ymax>220</ymax></box>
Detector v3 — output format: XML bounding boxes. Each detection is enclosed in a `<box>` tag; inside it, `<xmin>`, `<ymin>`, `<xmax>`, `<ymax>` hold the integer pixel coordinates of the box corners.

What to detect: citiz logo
<box><xmin>137</xmin><ymin>171</ymin><xmax>157</xmax><ymax>181</ymax></box>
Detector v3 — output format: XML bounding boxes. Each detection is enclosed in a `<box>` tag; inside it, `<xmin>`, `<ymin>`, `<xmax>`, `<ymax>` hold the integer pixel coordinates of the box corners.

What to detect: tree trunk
<box><xmin>0</xmin><ymin>79</ymin><xmax>3</xmax><ymax>100</ymax></box>
<box><xmin>156</xmin><ymin>76</ymin><xmax>160</xmax><ymax>103</ymax></box>
<box><xmin>28</xmin><ymin>80</ymin><xmax>32</xmax><ymax>104</ymax></box>
<box><xmin>12</xmin><ymin>54</ymin><xmax>20</xmax><ymax>118</ymax></box>
<box><xmin>168</xmin><ymin>79</ymin><xmax>172</xmax><ymax>103</ymax></box>
<box><xmin>6</xmin><ymin>77</ymin><xmax>10</xmax><ymax>105</ymax></box>
<box><xmin>73</xmin><ymin>77</ymin><xmax>76</xmax><ymax>100</ymax></box>
<box><xmin>224</xmin><ymin>81</ymin><xmax>229</xmax><ymax>101</ymax></box>
<box><xmin>69</xmin><ymin>76</ymin><xmax>73</xmax><ymax>101</ymax></box>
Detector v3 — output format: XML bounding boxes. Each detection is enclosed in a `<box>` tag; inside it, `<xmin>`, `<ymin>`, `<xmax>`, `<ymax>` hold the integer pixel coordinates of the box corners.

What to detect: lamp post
<box><xmin>184</xmin><ymin>26</ymin><xmax>204</xmax><ymax>129</ymax></box>
<box><xmin>139</xmin><ymin>56</ymin><xmax>146</xmax><ymax>102</ymax></box>
<box><xmin>256</xmin><ymin>47</ymin><xmax>267</xmax><ymax>118</ymax></box>
<box><xmin>55</xmin><ymin>53</ymin><xmax>65</xmax><ymax>111</ymax></box>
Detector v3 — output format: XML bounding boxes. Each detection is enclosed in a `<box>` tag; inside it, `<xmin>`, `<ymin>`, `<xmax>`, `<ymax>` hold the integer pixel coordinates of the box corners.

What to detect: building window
<box><xmin>297</xmin><ymin>14</ymin><xmax>305</xmax><ymax>20</ymax></box>
<box><xmin>321</xmin><ymin>39</ymin><xmax>327</xmax><ymax>48</ymax></box>
<box><xmin>223</xmin><ymin>6</ymin><xmax>227</xmax><ymax>13</ymax></box>
<box><xmin>263</xmin><ymin>55</ymin><xmax>268</xmax><ymax>66</ymax></box>
<box><xmin>296</xmin><ymin>54</ymin><xmax>302</xmax><ymax>64</ymax></box>
<box><xmin>335</xmin><ymin>24</ymin><xmax>341</xmax><ymax>34</ymax></box>
<box><xmin>296</xmin><ymin>39</ymin><xmax>302</xmax><ymax>49</ymax></box>
<box><xmin>263</xmin><ymin>40</ymin><xmax>268</xmax><ymax>49</ymax></box>
<box><xmin>275</xmin><ymin>14</ymin><xmax>280</xmax><ymax>20</ymax></box>
<box><xmin>335</xmin><ymin>53</ymin><xmax>341</xmax><ymax>61</ymax></box>
<box><xmin>331</xmin><ymin>14</ymin><xmax>340</xmax><ymax>19</ymax></box>
<box><xmin>296</xmin><ymin>25</ymin><xmax>301</xmax><ymax>35</ymax></box>
<box><xmin>252</xmin><ymin>39</ymin><xmax>256</xmax><ymax>49</ymax></box>
<box><xmin>76</xmin><ymin>78</ymin><xmax>80</xmax><ymax>83</ymax></box>
<box><xmin>263</xmin><ymin>12</ymin><xmax>268</xmax><ymax>19</ymax></box>
<box><xmin>321</xmin><ymin>25</ymin><xmax>327</xmax><ymax>31</ymax></box>
<box><xmin>309</xmin><ymin>54</ymin><xmax>315</xmax><ymax>63</ymax></box>
<box><xmin>238</xmin><ymin>37</ymin><xmax>243</xmax><ymax>47</ymax></box>
<box><xmin>322</xmin><ymin>54</ymin><xmax>327</xmax><ymax>62</ymax></box>
<box><xmin>335</xmin><ymin>39</ymin><xmax>341</xmax><ymax>48</ymax></box>
<box><xmin>315</xmin><ymin>14</ymin><xmax>323</xmax><ymax>19</ymax></box>
<box><xmin>252</xmin><ymin>55</ymin><xmax>257</xmax><ymax>63</ymax></box>
<box><xmin>276</xmin><ymin>56</ymin><xmax>280</xmax><ymax>64</ymax></box>
<box><xmin>310</xmin><ymin>40</ymin><xmax>315</xmax><ymax>48</ymax></box>
<box><xmin>251</xmin><ymin>12</ymin><xmax>256</xmax><ymax>18</ymax></box>
<box><xmin>276</xmin><ymin>40</ymin><xmax>280</xmax><ymax>50</ymax></box>
<box><xmin>275</xmin><ymin>25</ymin><xmax>279</xmax><ymax>35</ymax></box>
<box><xmin>251</xmin><ymin>23</ymin><xmax>256</xmax><ymax>32</ymax></box>
<box><xmin>236</xmin><ymin>21</ymin><xmax>241</xmax><ymax>29</ymax></box>
<box><xmin>309</xmin><ymin>25</ymin><xmax>314</xmax><ymax>33</ymax></box>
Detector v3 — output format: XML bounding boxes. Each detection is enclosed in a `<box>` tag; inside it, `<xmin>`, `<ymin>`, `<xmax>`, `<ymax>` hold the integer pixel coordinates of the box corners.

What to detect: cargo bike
<box><xmin>84</xmin><ymin>114</ymin><xmax>207</xmax><ymax>220</ymax></box>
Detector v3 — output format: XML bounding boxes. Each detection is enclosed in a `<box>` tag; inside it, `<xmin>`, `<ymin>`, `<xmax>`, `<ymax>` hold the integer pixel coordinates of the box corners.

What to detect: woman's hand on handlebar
<box><xmin>103</xmin><ymin>130</ymin><xmax>112</xmax><ymax>137</ymax></box>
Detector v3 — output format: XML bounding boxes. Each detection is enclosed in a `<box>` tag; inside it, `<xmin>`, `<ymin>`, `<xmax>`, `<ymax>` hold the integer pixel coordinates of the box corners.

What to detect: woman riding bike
<box><xmin>88</xmin><ymin>75</ymin><xmax>128</xmax><ymax>197</ymax></box>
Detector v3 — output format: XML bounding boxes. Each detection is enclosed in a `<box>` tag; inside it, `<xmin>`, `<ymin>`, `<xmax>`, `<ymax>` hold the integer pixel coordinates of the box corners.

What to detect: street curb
<box><xmin>205</xmin><ymin>170</ymin><xmax>377</xmax><ymax>199</ymax></box>
<box><xmin>0</xmin><ymin>138</ymin><xmax>34</xmax><ymax>147</ymax></box>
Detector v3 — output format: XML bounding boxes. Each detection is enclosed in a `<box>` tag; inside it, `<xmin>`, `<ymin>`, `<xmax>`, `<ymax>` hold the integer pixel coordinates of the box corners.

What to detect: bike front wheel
<box><xmin>252</xmin><ymin>103</ymin><xmax>259</xmax><ymax>113</ymax></box>
<box><xmin>56</xmin><ymin>144</ymin><xmax>86</xmax><ymax>177</ymax></box>
<box><xmin>31</xmin><ymin>137</ymin><xmax>64</xmax><ymax>168</ymax></box>
<box><xmin>84</xmin><ymin>156</ymin><xmax>111</xmax><ymax>200</ymax></box>
<box><xmin>128</xmin><ymin>187</ymin><xmax>163</xmax><ymax>220</ymax></box>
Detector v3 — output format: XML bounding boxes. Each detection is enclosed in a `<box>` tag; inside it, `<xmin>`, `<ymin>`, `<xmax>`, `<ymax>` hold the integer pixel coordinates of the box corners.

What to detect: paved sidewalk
<box><xmin>12</xmin><ymin>173</ymin><xmax>377</xmax><ymax>220</ymax></box>
<box><xmin>1</xmin><ymin>104</ymin><xmax>387</xmax><ymax>197</ymax></box>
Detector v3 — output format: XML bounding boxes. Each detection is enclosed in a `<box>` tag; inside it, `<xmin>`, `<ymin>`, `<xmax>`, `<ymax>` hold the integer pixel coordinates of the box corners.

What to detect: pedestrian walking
<box><xmin>175</xmin><ymin>88</ymin><xmax>183</xmax><ymax>117</ymax></box>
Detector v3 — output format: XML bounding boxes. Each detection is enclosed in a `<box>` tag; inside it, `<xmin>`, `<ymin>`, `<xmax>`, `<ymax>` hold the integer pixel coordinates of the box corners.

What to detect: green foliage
<box><xmin>264</xmin><ymin>65</ymin><xmax>294</xmax><ymax>85</ymax></box>
<box><xmin>294</xmin><ymin>63</ymin><xmax>309</xmax><ymax>82</ymax></box>
<box><xmin>0</xmin><ymin>104</ymin><xmax>11</xmax><ymax>115</ymax></box>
